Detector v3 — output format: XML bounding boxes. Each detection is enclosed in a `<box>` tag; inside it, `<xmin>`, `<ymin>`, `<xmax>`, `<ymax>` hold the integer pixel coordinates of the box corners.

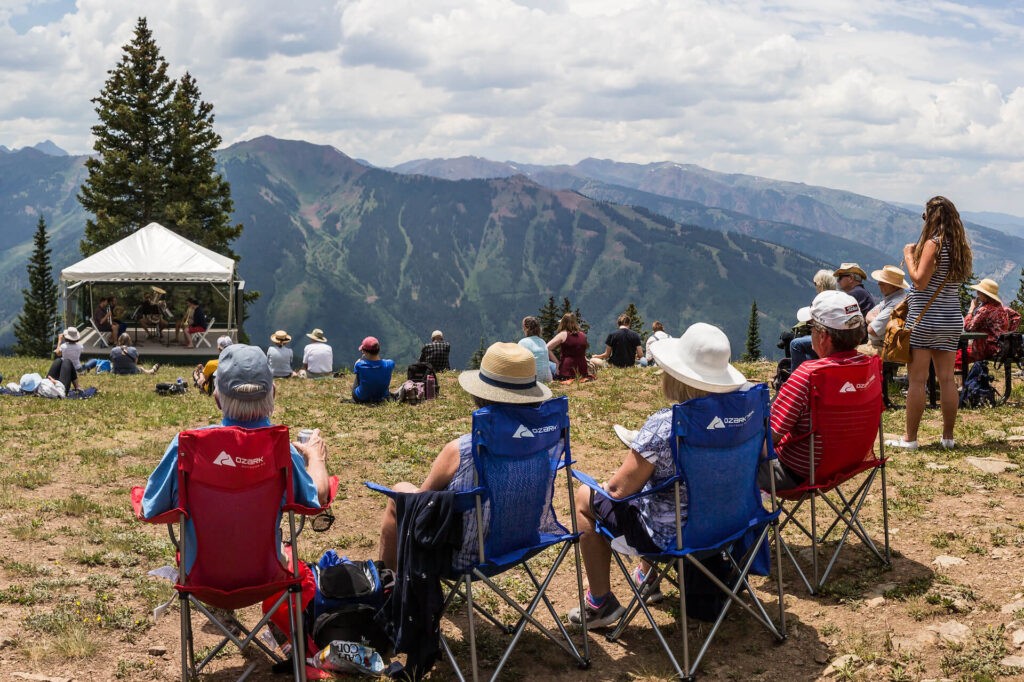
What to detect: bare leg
<box><xmin>931</xmin><ymin>349</ymin><xmax>958</xmax><ymax>440</ymax></box>
<box><xmin>904</xmin><ymin>348</ymin><xmax>932</xmax><ymax>442</ymax></box>
<box><xmin>378</xmin><ymin>481</ymin><xmax>419</xmax><ymax>570</ymax></box>
<box><xmin>576</xmin><ymin>485</ymin><xmax>612</xmax><ymax>596</ymax></box>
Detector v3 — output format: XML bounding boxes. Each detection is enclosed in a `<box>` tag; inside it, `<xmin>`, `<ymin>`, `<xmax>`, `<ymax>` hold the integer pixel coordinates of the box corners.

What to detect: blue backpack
<box><xmin>306</xmin><ymin>550</ymin><xmax>393</xmax><ymax>654</ymax></box>
<box><xmin>95</xmin><ymin>359</ymin><xmax>112</xmax><ymax>374</ymax></box>
<box><xmin>961</xmin><ymin>361</ymin><xmax>996</xmax><ymax>408</ymax></box>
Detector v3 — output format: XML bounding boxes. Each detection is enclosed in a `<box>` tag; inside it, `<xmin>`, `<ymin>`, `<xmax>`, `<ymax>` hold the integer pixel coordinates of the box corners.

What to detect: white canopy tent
<box><xmin>60</xmin><ymin>222</ymin><xmax>243</xmax><ymax>337</ymax></box>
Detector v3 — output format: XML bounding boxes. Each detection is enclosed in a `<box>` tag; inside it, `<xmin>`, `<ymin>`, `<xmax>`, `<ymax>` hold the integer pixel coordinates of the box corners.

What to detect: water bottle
<box><xmin>425</xmin><ymin>374</ymin><xmax>436</xmax><ymax>399</ymax></box>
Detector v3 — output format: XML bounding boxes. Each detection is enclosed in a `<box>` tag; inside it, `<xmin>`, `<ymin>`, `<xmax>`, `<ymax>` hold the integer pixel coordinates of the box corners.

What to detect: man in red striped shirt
<box><xmin>762</xmin><ymin>290</ymin><xmax>870</xmax><ymax>490</ymax></box>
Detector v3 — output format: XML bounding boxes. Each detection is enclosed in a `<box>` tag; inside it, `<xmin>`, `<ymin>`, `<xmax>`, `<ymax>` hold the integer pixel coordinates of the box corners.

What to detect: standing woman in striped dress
<box><xmin>888</xmin><ymin>196</ymin><xmax>973</xmax><ymax>451</ymax></box>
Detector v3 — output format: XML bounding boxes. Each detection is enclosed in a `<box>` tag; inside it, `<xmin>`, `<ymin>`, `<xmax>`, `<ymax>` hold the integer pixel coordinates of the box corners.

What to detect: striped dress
<box><xmin>908</xmin><ymin>237</ymin><xmax>964</xmax><ymax>352</ymax></box>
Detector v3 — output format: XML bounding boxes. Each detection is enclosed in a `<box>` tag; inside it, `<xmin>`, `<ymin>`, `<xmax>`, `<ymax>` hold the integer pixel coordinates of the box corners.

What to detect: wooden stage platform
<box><xmin>79</xmin><ymin>328</ymin><xmax>223</xmax><ymax>362</ymax></box>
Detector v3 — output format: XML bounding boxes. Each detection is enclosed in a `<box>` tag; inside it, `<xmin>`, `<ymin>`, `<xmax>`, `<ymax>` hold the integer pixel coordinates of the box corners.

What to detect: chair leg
<box><xmin>678</xmin><ymin>556</ymin><xmax>691</xmax><ymax>679</ymax></box>
<box><xmin>289</xmin><ymin>585</ymin><xmax>306</xmax><ymax>682</ymax></box>
<box><xmin>465</xmin><ymin>575</ymin><xmax>479</xmax><ymax>682</ymax></box>
<box><xmin>179</xmin><ymin>593</ymin><xmax>193</xmax><ymax>682</ymax></box>
<box><xmin>881</xmin><ymin>463</ymin><xmax>891</xmax><ymax>564</ymax></box>
<box><xmin>810</xmin><ymin>493</ymin><xmax>819</xmax><ymax>594</ymax></box>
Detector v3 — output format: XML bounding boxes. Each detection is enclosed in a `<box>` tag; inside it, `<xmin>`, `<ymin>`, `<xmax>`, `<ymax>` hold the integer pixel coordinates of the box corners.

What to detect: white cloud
<box><xmin>1</xmin><ymin>0</ymin><xmax>1024</xmax><ymax>214</ymax></box>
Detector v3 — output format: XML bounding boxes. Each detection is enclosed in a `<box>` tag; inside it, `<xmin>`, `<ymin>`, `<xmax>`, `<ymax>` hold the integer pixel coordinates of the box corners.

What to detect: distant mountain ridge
<box><xmin>393</xmin><ymin>157</ymin><xmax>1024</xmax><ymax>285</ymax></box>
<box><xmin>2</xmin><ymin>137</ymin><xmax>1022</xmax><ymax>365</ymax></box>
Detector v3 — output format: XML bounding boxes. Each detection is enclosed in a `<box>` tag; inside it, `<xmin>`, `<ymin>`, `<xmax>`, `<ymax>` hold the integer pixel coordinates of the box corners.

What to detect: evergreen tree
<box><xmin>78</xmin><ymin>17</ymin><xmax>175</xmax><ymax>256</ymax></box>
<box><xmin>957</xmin><ymin>272</ymin><xmax>976</xmax><ymax>316</ymax></box>
<box><xmin>622</xmin><ymin>302</ymin><xmax>645</xmax><ymax>340</ymax></box>
<box><xmin>468</xmin><ymin>336</ymin><xmax>487</xmax><ymax>370</ymax></box>
<box><xmin>164</xmin><ymin>72</ymin><xmax>242</xmax><ymax>258</ymax></box>
<box><xmin>13</xmin><ymin>217</ymin><xmax>59</xmax><ymax>356</ymax></box>
<box><xmin>538</xmin><ymin>296</ymin><xmax>560</xmax><ymax>340</ymax></box>
<box><xmin>574</xmin><ymin>307</ymin><xmax>590</xmax><ymax>335</ymax></box>
<box><xmin>742</xmin><ymin>300</ymin><xmax>763</xmax><ymax>362</ymax></box>
<box><xmin>1011</xmin><ymin>267</ymin><xmax>1024</xmax><ymax>330</ymax></box>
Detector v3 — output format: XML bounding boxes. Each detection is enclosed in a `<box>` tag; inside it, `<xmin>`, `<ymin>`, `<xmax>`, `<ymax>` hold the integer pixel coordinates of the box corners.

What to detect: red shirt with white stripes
<box><xmin>771</xmin><ymin>350</ymin><xmax>870</xmax><ymax>480</ymax></box>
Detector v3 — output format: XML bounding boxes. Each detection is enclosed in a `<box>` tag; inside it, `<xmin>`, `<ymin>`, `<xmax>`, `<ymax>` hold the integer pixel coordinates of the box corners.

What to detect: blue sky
<box><xmin>3</xmin><ymin>0</ymin><xmax>1024</xmax><ymax>216</ymax></box>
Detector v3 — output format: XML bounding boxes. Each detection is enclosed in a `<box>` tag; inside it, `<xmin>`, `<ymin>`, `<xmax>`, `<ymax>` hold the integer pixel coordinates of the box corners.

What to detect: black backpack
<box><xmin>771</xmin><ymin>358</ymin><xmax>792</xmax><ymax>393</ymax></box>
<box><xmin>306</xmin><ymin>552</ymin><xmax>394</xmax><ymax>655</ymax></box>
<box><xmin>961</xmin><ymin>361</ymin><xmax>997</xmax><ymax>408</ymax></box>
<box><xmin>994</xmin><ymin>332</ymin><xmax>1024</xmax><ymax>365</ymax></box>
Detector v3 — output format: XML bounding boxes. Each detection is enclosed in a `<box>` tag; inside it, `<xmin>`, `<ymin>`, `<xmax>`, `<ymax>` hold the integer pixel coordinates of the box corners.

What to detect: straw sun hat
<box><xmin>833</xmin><ymin>263</ymin><xmax>868</xmax><ymax>280</ymax></box>
<box><xmin>306</xmin><ymin>328</ymin><xmax>327</xmax><ymax>342</ymax></box>
<box><xmin>270</xmin><ymin>330</ymin><xmax>292</xmax><ymax>344</ymax></box>
<box><xmin>458</xmin><ymin>342</ymin><xmax>553</xmax><ymax>404</ymax></box>
<box><xmin>969</xmin><ymin>278</ymin><xmax>1002</xmax><ymax>305</ymax></box>
<box><xmin>871</xmin><ymin>265</ymin><xmax>909</xmax><ymax>290</ymax></box>
<box><xmin>648</xmin><ymin>323</ymin><xmax>746</xmax><ymax>394</ymax></box>
<box><xmin>63</xmin><ymin>327</ymin><xmax>81</xmax><ymax>342</ymax></box>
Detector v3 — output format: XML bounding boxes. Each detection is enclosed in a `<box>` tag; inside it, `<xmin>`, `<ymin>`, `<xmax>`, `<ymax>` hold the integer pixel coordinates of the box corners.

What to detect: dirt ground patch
<box><xmin>0</xmin><ymin>358</ymin><xmax>1022</xmax><ymax>680</ymax></box>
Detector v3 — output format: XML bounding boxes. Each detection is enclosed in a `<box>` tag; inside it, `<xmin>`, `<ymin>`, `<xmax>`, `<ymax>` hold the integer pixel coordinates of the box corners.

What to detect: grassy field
<box><xmin>0</xmin><ymin>355</ymin><xmax>1022</xmax><ymax>681</ymax></box>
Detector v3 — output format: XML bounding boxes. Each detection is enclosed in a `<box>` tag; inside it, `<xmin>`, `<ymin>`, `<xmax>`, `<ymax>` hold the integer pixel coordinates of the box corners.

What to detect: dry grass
<box><xmin>0</xmin><ymin>355</ymin><xmax>1022</xmax><ymax>680</ymax></box>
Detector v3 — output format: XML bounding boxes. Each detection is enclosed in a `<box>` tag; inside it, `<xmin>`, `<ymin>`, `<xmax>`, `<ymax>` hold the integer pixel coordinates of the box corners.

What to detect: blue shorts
<box><xmin>590</xmin><ymin>489</ymin><xmax>660</xmax><ymax>554</ymax></box>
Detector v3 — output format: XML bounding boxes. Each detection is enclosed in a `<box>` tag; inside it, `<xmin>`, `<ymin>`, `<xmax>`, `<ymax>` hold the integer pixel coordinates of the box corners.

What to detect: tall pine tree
<box><xmin>14</xmin><ymin>217</ymin><xmax>59</xmax><ymax>357</ymax></box>
<box><xmin>468</xmin><ymin>337</ymin><xmax>487</xmax><ymax>370</ymax></box>
<box><xmin>538</xmin><ymin>296</ymin><xmax>560</xmax><ymax>340</ymax></box>
<box><xmin>622</xmin><ymin>302</ymin><xmax>645</xmax><ymax>340</ymax></box>
<box><xmin>78</xmin><ymin>17</ymin><xmax>175</xmax><ymax>256</ymax></box>
<box><xmin>164</xmin><ymin>72</ymin><xmax>241</xmax><ymax>257</ymax></box>
<box><xmin>742</xmin><ymin>300</ymin><xmax>763</xmax><ymax>362</ymax></box>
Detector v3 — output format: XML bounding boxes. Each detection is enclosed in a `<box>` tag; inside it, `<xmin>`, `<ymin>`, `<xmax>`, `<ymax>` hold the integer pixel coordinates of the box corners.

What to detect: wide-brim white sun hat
<box><xmin>459</xmin><ymin>342</ymin><xmax>552</xmax><ymax>404</ymax></box>
<box><xmin>649</xmin><ymin>323</ymin><xmax>745</xmax><ymax>394</ymax></box>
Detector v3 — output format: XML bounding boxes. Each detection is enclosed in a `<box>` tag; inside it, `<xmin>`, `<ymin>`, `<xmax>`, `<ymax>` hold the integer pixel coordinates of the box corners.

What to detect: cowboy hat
<box><xmin>458</xmin><ymin>342</ymin><xmax>552</xmax><ymax>404</ymax></box>
<box><xmin>833</xmin><ymin>263</ymin><xmax>867</xmax><ymax>280</ymax></box>
<box><xmin>871</xmin><ymin>265</ymin><xmax>909</xmax><ymax>290</ymax></box>
<box><xmin>969</xmin><ymin>278</ymin><xmax>1002</xmax><ymax>304</ymax></box>
<box><xmin>270</xmin><ymin>330</ymin><xmax>292</xmax><ymax>344</ymax></box>
<box><xmin>306</xmin><ymin>328</ymin><xmax>327</xmax><ymax>342</ymax></box>
<box><xmin>649</xmin><ymin>323</ymin><xmax>746</xmax><ymax>393</ymax></box>
<box><xmin>63</xmin><ymin>327</ymin><xmax>81</xmax><ymax>342</ymax></box>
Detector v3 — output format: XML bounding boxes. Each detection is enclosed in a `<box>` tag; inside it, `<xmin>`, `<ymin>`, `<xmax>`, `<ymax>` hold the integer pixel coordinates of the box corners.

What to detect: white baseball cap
<box><xmin>797</xmin><ymin>290</ymin><xmax>864</xmax><ymax>330</ymax></box>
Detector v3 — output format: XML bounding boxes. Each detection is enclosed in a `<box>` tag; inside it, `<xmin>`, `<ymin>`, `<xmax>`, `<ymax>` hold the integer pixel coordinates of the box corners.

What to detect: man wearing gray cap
<box><xmin>141</xmin><ymin>344</ymin><xmax>330</xmax><ymax>570</ymax></box>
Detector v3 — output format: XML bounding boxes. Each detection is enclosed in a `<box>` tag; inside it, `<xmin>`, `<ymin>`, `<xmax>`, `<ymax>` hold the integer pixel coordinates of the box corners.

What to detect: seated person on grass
<box><xmin>141</xmin><ymin>344</ymin><xmax>331</xmax><ymax>571</ymax></box>
<box><xmin>568</xmin><ymin>323</ymin><xmax>747</xmax><ymax>628</ymax></box>
<box><xmin>377</xmin><ymin>342</ymin><xmax>552</xmax><ymax>570</ymax></box>
<box><xmin>110</xmin><ymin>334</ymin><xmax>159</xmax><ymax>375</ymax></box>
<box><xmin>760</xmin><ymin>290</ymin><xmax>869</xmax><ymax>489</ymax></box>
<box><xmin>192</xmin><ymin>336</ymin><xmax>233</xmax><ymax>394</ymax></box>
<box><xmin>352</xmin><ymin>336</ymin><xmax>395</xmax><ymax>404</ymax></box>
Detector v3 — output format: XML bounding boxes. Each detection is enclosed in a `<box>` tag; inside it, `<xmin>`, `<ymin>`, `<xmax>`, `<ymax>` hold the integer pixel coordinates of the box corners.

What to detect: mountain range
<box><xmin>2</xmin><ymin>137</ymin><xmax>1022</xmax><ymax>366</ymax></box>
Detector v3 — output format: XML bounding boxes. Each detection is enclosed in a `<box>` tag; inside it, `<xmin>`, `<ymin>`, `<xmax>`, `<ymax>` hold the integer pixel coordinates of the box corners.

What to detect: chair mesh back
<box><xmin>808</xmin><ymin>357</ymin><xmax>883</xmax><ymax>485</ymax></box>
<box><xmin>178</xmin><ymin>426</ymin><xmax>294</xmax><ymax>592</ymax></box>
<box><xmin>471</xmin><ymin>397</ymin><xmax>570</xmax><ymax>560</ymax></box>
<box><xmin>672</xmin><ymin>385</ymin><xmax>769</xmax><ymax>550</ymax></box>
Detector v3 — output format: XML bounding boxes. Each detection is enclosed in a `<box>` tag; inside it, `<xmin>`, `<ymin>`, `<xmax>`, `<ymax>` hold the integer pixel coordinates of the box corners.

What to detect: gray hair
<box><xmin>216</xmin><ymin>389</ymin><xmax>275</xmax><ymax>422</ymax></box>
<box><xmin>813</xmin><ymin>269</ymin><xmax>838</xmax><ymax>293</ymax></box>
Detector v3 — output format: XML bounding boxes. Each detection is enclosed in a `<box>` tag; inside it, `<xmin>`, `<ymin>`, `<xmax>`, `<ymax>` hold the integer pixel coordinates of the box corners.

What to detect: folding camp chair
<box><xmin>191</xmin><ymin>317</ymin><xmax>215</xmax><ymax>348</ymax></box>
<box><xmin>130</xmin><ymin>425</ymin><xmax>333</xmax><ymax>682</ymax></box>
<box><xmin>772</xmin><ymin>356</ymin><xmax>889</xmax><ymax>594</ymax></box>
<box><xmin>88</xmin><ymin>316</ymin><xmax>110</xmax><ymax>347</ymax></box>
<box><xmin>574</xmin><ymin>383</ymin><xmax>786</xmax><ymax>680</ymax></box>
<box><xmin>366</xmin><ymin>396</ymin><xmax>590</xmax><ymax>682</ymax></box>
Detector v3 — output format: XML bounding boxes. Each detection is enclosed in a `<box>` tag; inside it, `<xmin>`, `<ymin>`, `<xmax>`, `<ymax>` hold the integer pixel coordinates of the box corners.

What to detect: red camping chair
<box><xmin>772</xmin><ymin>357</ymin><xmax>890</xmax><ymax>594</ymax></box>
<box><xmin>131</xmin><ymin>425</ymin><xmax>335</xmax><ymax>682</ymax></box>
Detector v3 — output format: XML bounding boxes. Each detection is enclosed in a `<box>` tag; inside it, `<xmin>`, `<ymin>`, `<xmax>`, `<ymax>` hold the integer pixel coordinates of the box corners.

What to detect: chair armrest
<box><xmin>284</xmin><ymin>475</ymin><xmax>341</xmax><ymax>516</ymax></box>
<box><xmin>364</xmin><ymin>481</ymin><xmax>485</xmax><ymax>513</ymax></box>
<box><xmin>130</xmin><ymin>486</ymin><xmax>184</xmax><ymax>524</ymax></box>
<box><xmin>572</xmin><ymin>469</ymin><xmax>678</xmax><ymax>504</ymax></box>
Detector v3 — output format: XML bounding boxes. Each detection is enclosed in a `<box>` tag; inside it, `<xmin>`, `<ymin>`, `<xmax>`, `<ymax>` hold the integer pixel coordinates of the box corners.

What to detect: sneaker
<box><xmin>567</xmin><ymin>591</ymin><xmax>625</xmax><ymax>630</ymax></box>
<box><xmin>940</xmin><ymin>439</ymin><xmax>955</xmax><ymax>450</ymax></box>
<box><xmin>613</xmin><ymin>424</ymin><xmax>639</xmax><ymax>448</ymax></box>
<box><xmin>632</xmin><ymin>564</ymin><xmax>665</xmax><ymax>604</ymax></box>
<box><xmin>884</xmin><ymin>438</ymin><xmax>918</xmax><ymax>451</ymax></box>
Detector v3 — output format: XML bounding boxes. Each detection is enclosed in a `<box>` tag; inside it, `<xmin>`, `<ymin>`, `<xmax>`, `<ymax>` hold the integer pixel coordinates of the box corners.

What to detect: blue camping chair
<box><xmin>367</xmin><ymin>396</ymin><xmax>590</xmax><ymax>681</ymax></box>
<box><xmin>574</xmin><ymin>384</ymin><xmax>786</xmax><ymax>680</ymax></box>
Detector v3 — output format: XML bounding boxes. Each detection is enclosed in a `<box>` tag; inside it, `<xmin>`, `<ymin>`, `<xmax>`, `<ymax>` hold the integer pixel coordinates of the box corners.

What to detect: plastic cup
<box><xmin>297</xmin><ymin>429</ymin><xmax>314</xmax><ymax>444</ymax></box>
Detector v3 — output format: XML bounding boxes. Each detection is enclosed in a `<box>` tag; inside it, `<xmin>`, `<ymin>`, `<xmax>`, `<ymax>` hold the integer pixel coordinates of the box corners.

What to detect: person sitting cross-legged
<box><xmin>352</xmin><ymin>336</ymin><xmax>396</xmax><ymax>404</ymax></box>
<box><xmin>569</xmin><ymin>323</ymin><xmax>748</xmax><ymax>628</ymax></box>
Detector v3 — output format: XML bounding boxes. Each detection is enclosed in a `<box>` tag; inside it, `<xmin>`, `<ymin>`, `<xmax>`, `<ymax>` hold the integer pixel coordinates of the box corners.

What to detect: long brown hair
<box><xmin>557</xmin><ymin>312</ymin><xmax>580</xmax><ymax>334</ymax></box>
<box><xmin>915</xmin><ymin>196</ymin><xmax>972</xmax><ymax>282</ymax></box>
